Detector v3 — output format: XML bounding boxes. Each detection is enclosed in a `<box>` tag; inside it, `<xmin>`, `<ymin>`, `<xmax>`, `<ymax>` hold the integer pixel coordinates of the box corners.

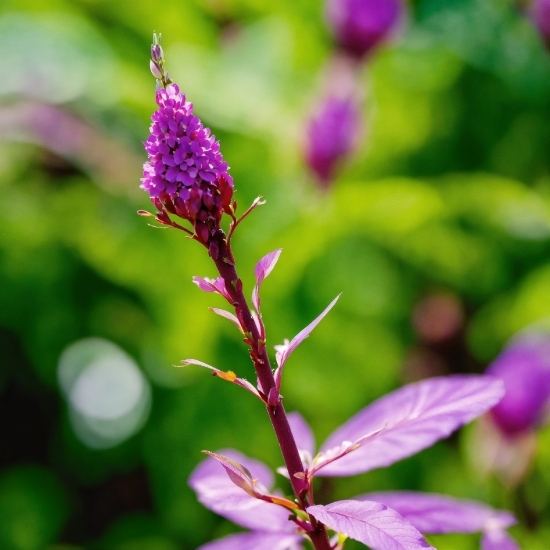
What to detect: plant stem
<box><xmin>211</xmin><ymin>230</ymin><xmax>332</xmax><ymax>550</ymax></box>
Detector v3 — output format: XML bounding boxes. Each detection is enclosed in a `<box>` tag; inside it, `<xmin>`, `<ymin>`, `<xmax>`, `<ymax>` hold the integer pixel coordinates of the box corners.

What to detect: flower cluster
<box><xmin>304</xmin><ymin>0</ymin><xmax>403</xmax><ymax>188</ymax></box>
<box><xmin>326</xmin><ymin>0</ymin><xmax>403</xmax><ymax>59</ymax></box>
<box><xmin>469</xmin><ymin>331</ymin><xmax>550</xmax><ymax>486</ymax></box>
<box><xmin>487</xmin><ymin>331</ymin><xmax>550</xmax><ymax>435</ymax></box>
<box><xmin>305</xmin><ymin>96</ymin><xmax>361</xmax><ymax>187</ymax></box>
<box><xmin>141</xmin><ymin>83</ymin><xmax>234</xmax><ymax>245</ymax></box>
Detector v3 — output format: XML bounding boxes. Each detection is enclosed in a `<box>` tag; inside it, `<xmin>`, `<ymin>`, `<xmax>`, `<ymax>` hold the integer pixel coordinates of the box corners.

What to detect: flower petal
<box><xmin>287</xmin><ymin>412</ymin><xmax>316</xmax><ymax>458</ymax></box>
<box><xmin>274</xmin><ymin>294</ymin><xmax>340</xmax><ymax>391</ymax></box>
<box><xmin>307</xmin><ymin>500</ymin><xmax>434</xmax><ymax>550</ymax></box>
<box><xmin>357</xmin><ymin>491</ymin><xmax>516</xmax><ymax>534</ymax></box>
<box><xmin>189</xmin><ymin>449</ymin><xmax>291</xmax><ymax>532</ymax></box>
<box><xmin>317</xmin><ymin>375</ymin><xmax>504</xmax><ymax>476</ymax></box>
<box><xmin>198</xmin><ymin>532</ymin><xmax>303</xmax><ymax>550</ymax></box>
<box><xmin>252</xmin><ymin>249</ymin><xmax>282</xmax><ymax>313</ymax></box>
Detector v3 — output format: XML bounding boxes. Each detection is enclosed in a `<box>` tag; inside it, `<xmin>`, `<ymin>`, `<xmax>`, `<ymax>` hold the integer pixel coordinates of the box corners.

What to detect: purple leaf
<box><xmin>307</xmin><ymin>500</ymin><xmax>434</xmax><ymax>550</ymax></box>
<box><xmin>274</xmin><ymin>294</ymin><xmax>341</xmax><ymax>391</ymax></box>
<box><xmin>316</xmin><ymin>375</ymin><xmax>505</xmax><ymax>476</ymax></box>
<box><xmin>482</xmin><ymin>529</ymin><xmax>521</xmax><ymax>550</ymax></box>
<box><xmin>203</xmin><ymin>451</ymin><xmax>261</xmax><ymax>498</ymax></box>
<box><xmin>252</xmin><ymin>249</ymin><xmax>282</xmax><ymax>313</ymax></box>
<box><xmin>358</xmin><ymin>492</ymin><xmax>516</xmax><ymax>534</ymax></box>
<box><xmin>210</xmin><ymin>308</ymin><xmax>243</xmax><ymax>332</ymax></box>
<box><xmin>189</xmin><ymin>449</ymin><xmax>291</xmax><ymax>532</ymax></box>
<box><xmin>193</xmin><ymin>276</ymin><xmax>233</xmax><ymax>302</ymax></box>
<box><xmin>198</xmin><ymin>532</ymin><xmax>303</xmax><ymax>550</ymax></box>
<box><xmin>287</xmin><ymin>412</ymin><xmax>316</xmax><ymax>458</ymax></box>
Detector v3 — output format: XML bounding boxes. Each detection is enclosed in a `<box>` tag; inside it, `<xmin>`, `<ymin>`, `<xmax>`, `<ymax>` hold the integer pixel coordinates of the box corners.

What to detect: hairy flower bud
<box><xmin>150</xmin><ymin>59</ymin><xmax>163</xmax><ymax>79</ymax></box>
<box><xmin>304</xmin><ymin>95</ymin><xmax>361</xmax><ymax>187</ymax></box>
<box><xmin>151</xmin><ymin>43</ymin><xmax>164</xmax><ymax>63</ymax></box>
<box><xmin>528</xmin><ymin>0</ymin><xmax>550</xmax><ymax>48</ymax></box>
<box><xmin>141</xmin><ymin>83</ymin><xmax>234</xmax><ymax>244</ymax></box>
<box><xmin>487</xmin><ymin>332</ymin><xmax>550</xmax><ymax>435</ymax></box>
<box><xmin>326</xmin><ymin>0</ymin><xmax>403</xmax><ymax>58</ymax></box>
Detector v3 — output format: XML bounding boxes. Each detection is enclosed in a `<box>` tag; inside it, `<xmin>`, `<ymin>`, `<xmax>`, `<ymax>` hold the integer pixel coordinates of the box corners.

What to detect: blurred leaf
<box><xmin>0</xmin><ymin>466</ymin><xmax>68</xmax><ymax>550</ymax></box>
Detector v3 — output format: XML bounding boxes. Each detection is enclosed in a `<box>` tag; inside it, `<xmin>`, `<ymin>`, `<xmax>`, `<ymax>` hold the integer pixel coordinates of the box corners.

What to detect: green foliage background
<box><xmin>0</xmin><ymin>0</ymin><xmax>550</xmax><ymax>548</ymax></box>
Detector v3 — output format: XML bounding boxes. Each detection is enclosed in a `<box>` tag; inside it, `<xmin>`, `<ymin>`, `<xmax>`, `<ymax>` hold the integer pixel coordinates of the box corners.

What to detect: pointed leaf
<box><xmin>317</xmin><ymin>375</ymin><xmax>504</xmax><ymax>476</ymax></box>
<box><xmin>210</xmin><ymin>308</ymin><xmax>243</xmax><ymax>332</ymax></box>
<box><xmin>274</xmin><ymin>294</ymin><xmax>340</xmax><ymax>391</ymax></box>
<box><xmin>203</xmin><ymin>451</ymin><xmax>260</xmax><ymax>498</ymax></box>
<box><xmin>252</xmin><ymin>249</ymin><xmax>282</xmax><ymax>313</ymax></box>
<box><xmin>189</xmin><ymin>449</ymin><xmax>291</xmax><ymax>532</ymax></box>
<box><xmin>307</xmin><ymin>500</ymin><xmax>434</xmax><ymax>550</ymax></box>
<box><xmin>358</xmin><ymin>492</ymin><xmax>516</xmax><ymax>534</ymax></box>
<box><xmin>193</xmin><ymin>276</ymin><xmax>232</xmax><ymax>302</ymax></box>
<box><xmin>198</xmin><ymin>532</ymin><xmax>303</xmax><ymax>550</ymax></box>
<box><xmin>481</xmin><ymin>529</ymin><xmax>521</xmax><ymax>550</ymax></box>
<box><xmin>180</xmin><ymin>359</ymin><xmax>262</xmax><ymax>401</ymax></box>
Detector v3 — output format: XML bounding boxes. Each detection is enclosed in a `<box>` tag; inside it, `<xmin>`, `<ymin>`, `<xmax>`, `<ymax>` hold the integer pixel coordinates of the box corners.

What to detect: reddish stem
<box><xmin>210</xmin><ymin>229</ymin><xmax>332</xmax><ymax>550</ymax></box>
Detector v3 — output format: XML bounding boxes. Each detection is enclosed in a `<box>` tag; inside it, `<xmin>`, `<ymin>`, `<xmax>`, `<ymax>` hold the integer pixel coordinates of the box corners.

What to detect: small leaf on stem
<box><xmin>274</xmin><ymin>294</ymin><xmax>341</xmax><ymax>392</ymax></box>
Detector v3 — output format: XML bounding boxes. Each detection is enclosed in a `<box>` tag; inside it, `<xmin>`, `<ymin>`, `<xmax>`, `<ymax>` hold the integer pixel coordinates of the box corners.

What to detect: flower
<box><xmin>141</xmin><ymin>83</ymin><xmax>234</xmax><ymax>244</ymax></box>
<box><xmin>528</xmin><ymin>0</ymin><xmax>550</xmax><ymax>49</ymax></box>
<box><xmin>468</xmin><ymin>331</ymin><xmax>550</xmax><ymax>486</ymax></box>
<box><xmin>305</xmin><ymin>95</ymin><xmax>361</xmax><ymax>187</ymax></box>
<box><xmin>189</xmin><ymin>375</ymin><xmax>511</xmax><ymax>549</ymax></box>
<box><xmin>325</xmin><ymin>0</ymin><xmax>403</xmax><ymax>58</ymax></box>
<box><xmin>487</xmin><ymin>331</ymin><xmax>550</xmax><ymax>435</ymax></box>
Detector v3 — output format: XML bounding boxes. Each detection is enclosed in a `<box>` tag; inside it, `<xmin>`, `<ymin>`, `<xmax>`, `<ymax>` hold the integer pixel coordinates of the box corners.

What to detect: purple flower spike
<box><xmin>326</xmin><ymin>0</ymin><xmax>403</xmax><ymax>58</ymax></box>
<box><xmin>487</xmin><ymin>331</ymin><xmax>550</xmax><ymax>435</ymax></box>
<box><xmin>141</xmin><ymin>83</ymin><xmax>234</xmax><ymax>245</ymax></box>
<box><xmin>305</xmin><ymin>96</ymin><xmax>361</xmax><ymax>187</ymax></box>
<box><xmin>528</xmin><ymin>0</ymin><xmax>550</xmax><ymax>49</ymax></box>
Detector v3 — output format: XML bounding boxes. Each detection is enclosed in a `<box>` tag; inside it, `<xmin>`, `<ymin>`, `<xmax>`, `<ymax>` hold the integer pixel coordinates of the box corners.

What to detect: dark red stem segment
<box><xmin>210</xmin><ymin>230</ymin><xmax>332</xmax><ymax>550</ymax></box>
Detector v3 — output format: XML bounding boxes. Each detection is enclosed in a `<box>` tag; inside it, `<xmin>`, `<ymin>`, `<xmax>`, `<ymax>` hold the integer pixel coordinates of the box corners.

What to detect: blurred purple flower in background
<box><xmin>487</xmin><ymin>332</ymin><xmax>550</xmax><ymax>435</ymax></box>
<box><xmin>190</xmin><ymin>375</ymin><xmax>511</xmax><ymax>549</ymax></box>
<box><xmin>141</xmin><ymin>83</ymin><xmax>234</xmax><ymax>245</ymax></box>
<box><xmin>305</xmin><ymin>95</ymin><xmax>361</xmax><ymax>187</ymax></box>
<box><xmin>528</xmin><ymin>0</ymin><xmax>550</xmax><ymax>48</ymax></box>
<box><xmin>468</xmin><ymin>331</ymin><xmax>550</xmax><ymax>486</ymax></box>
<box><xmin>325</xmin><ymin>0</ymin><xmax>403</xmax><ymax>58</ymax></box>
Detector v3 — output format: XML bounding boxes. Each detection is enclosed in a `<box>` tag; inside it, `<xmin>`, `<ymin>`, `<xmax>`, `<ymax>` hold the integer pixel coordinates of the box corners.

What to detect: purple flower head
<box><xmin>487</xmin><ymin>331</ymin><xmax>550</xmax><ymax>435</ymax></box>
<box><xmin>326</xmin><ymin>0</ymin><xmax>403</xmax><ymax>58</ymax></box>
<box><xmin>305</xmin><ymin>95</ymin><xmax>361</xmax><ymax>187</ymax></box>
<box><xmin>190</xmin><ymin>376</ymin><xmax>508</xmax><ymax>549</ymax></box>
<box><xmin>141</xmin><ymin>83</ymin><xmax>234</xmax><ymax>245</ymax></box>
<box><xmin>528</xmin><ymin>0</ymin><xmax>550</xmax><ymax>48</ymax></box>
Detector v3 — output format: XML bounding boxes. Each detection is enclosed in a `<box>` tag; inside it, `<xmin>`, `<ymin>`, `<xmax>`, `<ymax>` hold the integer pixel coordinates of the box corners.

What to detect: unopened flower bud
<box><xmin>151</xmin><ymin>43</ymin><xmax>164</xmax><ymax>63</ymax></box>
<box><xmin>487</xmin><ymin>332</ymin><xmax>550</xmax><ymax>435</ymax></box>
<box><xmin>304</xmin><ymin>95</ymin><xmax>361</xmax><ymax>187</ymax></box>
<box><xmin>150</xmin><ymin>59</ymin><xmax>163</xmax><ymax>79</ymax></box>
<box><xmin>326</xmin><ymin>0</ymin><xmax>403</xmax><ymax>58</ymax></box>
